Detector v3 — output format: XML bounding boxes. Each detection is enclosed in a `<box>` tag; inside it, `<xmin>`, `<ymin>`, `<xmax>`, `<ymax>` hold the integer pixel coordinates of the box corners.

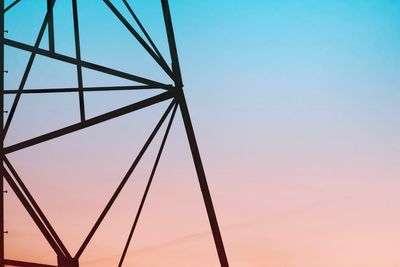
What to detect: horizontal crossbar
<box><xmin>3</xmin><ymin>85</ymin><xmax>172</xmax><ymax>94</ymax></box>
<box><xmin>4</xmin><ymin>259</ymin><xmax>57</xmax><ymax>267</ymax></box>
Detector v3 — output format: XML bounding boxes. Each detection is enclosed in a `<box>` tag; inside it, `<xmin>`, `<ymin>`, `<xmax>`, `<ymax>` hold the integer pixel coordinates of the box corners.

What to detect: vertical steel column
<box><xmin>47</xmin><ymin>0</ymin><xmax>55</xmax><ymax>53</ymax></box>
<box><xmin>161</xmin><ymin>1</ymin><xmax>229</xmax><ymax>266</ymax></box>
<box><xmin>72</xmin><ymin>0</ymin><xmax>85</xmax><ymax>122</ymax></box>
<box><xmin>0</xmin><ymin>0</ymin><xmax>4</xmax><ymax>265</ymax></box>
<box><xmin>0</xmin><ymin>0</ymin><xmax>4</xmax><ymax>267</ymax></box>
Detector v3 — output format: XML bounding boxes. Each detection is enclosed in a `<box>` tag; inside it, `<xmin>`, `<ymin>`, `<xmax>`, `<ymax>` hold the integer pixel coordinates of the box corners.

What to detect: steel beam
<box><xmin>118</xmin><ymin>103</ymin><xmax>178</xmax><ymax>267</ymax></box>
<box><xmin>72</xmin><ymin>0</ymin><xmax>85</xmax><ymax>121</ymax></box>
<box><xmin>3</xmin><ymin>0</ymin><xmax>22</xmax><ymax>13</ymax></box>
<box><xmin>3</xmin><ymin>169</ymin><xmax>64</xmax><ymax>256</ymax></box>
<box><xmin>3</xmin><ymin>0</ymin><xmax>56</xmax><ymax>137</ymax></box>
<box><xmin>179</xmin><ymin>96</ymin><xmax>230</xmax><ymax>267</ymax></box>
<box><xmin>103</xmin><ymin>0</ymin><xmax>174</xmax><ymax>80</ymax></box>
<box><xmin>3</xmin><ymin>85</ymin><xmax>170</xmax><ymax>94</ymax></box>
<box><xmin>1</xmin><ymin>0</ymin><xmax>4</xmax><ymax>264</ymax></box>
<box><xmin>4</xmin><ymin>91</ymin><xmax>175</xmax><ymax>154</ymax></box>
<box><xmin>57</xmin><ymin>256</ymin><xmax>78</xmax><ymax>267</ymax></box>
<box><xmin>4</xmin><ymin>259</ymin><xmax>57</xmax><ymax>267</ymax></box>
<box><xmin>161</xmin><ymin>0</ymin><xmax>182</xmax><ymax>87</ymax></box>
<box><xmin>4</xmin><ymin>39</ymin><xmax>171</xmax><ymax>89</ymax></box>
<box><xmin>75</xmin><ymin>100</ymin><xmax>175</xmax><ymax>259</ymax></box>
<box><xmin>161</xmin><ymin>1</ymin><xmax>229</xmax><ymax>266</ymax></box>
<box><xmin>122</xmin><ymin>0</ymin><xmax>164</xmax><ymax>60</ymax></box>
<box><xmin>4</xmin><ymin>158</ymin><xmax>71</xmax><ymax>258</ymax></box>
<box><xmin>47</xmin><ymin>0</ymin><xmax>55</xmax><ymax>52</ymax></box>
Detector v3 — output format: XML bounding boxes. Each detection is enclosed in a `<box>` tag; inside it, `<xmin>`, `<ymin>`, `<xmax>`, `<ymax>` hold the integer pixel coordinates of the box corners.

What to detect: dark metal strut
<box><xmin>75</xmin><ymin>100</ymin><xmax>176</xmax><ymax>259</ymax></box>
<box><xmin>1</xmin><ymin>0</ymin><xmax>4</xmax><ymax>264</ymax></box>
<box><xmin>161</xmin><ymin>1</ymin><xmax>230</xmax><ymax>266</ymax></box>
<box><xmin>72</xmin><ymin>0</ymin><xmax>86</xmax><ymax>121</ymax></box>
<box><xmin>118</xmin><ymin>103</ymin><xmax>178</xmax><ymax>267</ymax></box>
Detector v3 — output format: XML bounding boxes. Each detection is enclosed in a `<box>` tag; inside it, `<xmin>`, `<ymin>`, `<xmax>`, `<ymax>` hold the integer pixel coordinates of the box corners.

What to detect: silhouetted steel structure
<box><xmin>0</xmin><ymin>1</ymin><xmax>229</xmax><ymax>266</ymax></box>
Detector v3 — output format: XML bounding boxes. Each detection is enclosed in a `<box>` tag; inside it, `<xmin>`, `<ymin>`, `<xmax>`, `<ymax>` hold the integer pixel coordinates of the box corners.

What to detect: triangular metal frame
<box><xmin>0</xmin><ymin>1</ymin><xmax>229</xmax><ymax>266</ymax></box>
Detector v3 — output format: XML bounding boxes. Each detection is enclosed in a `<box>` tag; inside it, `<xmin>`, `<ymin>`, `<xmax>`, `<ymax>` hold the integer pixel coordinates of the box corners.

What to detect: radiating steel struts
<box><xmin>1</xmin><ymin>1</ymin><xmax>230</xmax><ymax>266</ymax></box>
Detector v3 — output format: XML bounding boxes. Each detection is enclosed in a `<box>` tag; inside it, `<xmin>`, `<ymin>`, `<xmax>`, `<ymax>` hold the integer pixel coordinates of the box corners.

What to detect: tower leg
<box><xmin>0</xmin><ymin>0</ymin><xmax>5</xmax><ymax>265</ymax></box>
<box><xmin>160</xmin><ymin>0</ymin><xmax>229</xmax><ymax>264</ymax></box>
<box><xmin>178</xmin><ymin>93</ymin><xmax>229</xmax><ymax>267</ymax></box>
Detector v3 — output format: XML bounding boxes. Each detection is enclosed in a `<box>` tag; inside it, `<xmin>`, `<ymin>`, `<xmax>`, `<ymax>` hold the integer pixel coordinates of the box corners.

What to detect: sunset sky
<box><xmin>3</xmin><ymin>0</ymin><xmax>400</xmax><ymax>266</ymax></box>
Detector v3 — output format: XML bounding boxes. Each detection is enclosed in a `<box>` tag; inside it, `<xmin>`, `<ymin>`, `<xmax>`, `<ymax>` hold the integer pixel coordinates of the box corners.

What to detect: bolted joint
<box><xmin>173</xmin><ymin>87</ymin><xmax>185</xmax><ymax>104</ymax></box>
<box><xmin>57</xmin><ymin>256</ymin><xmax>79</xmax><ymax>267</ymax></box>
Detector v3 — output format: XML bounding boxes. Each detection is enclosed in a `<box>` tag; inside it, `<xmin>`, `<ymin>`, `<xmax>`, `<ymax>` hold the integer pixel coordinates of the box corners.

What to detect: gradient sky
<box><xmin>3</xmin><ymin>0</ymin><xmax>400</xmax><ymax>266</ymax></box>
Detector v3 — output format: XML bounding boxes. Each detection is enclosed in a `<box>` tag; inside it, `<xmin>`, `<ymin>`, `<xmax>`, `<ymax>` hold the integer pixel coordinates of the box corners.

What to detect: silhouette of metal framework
<box><xmin>0</xmin><ymin>1</ymin><xmax>229</xmax><ymax>266</ymax></box>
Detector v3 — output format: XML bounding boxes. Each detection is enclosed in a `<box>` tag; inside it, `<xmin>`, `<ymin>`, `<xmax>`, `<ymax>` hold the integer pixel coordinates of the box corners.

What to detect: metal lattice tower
<box><xmin>0</xmin><ymin>1</ymin><xmax>229</xmax><ymax>266</ymax></box>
